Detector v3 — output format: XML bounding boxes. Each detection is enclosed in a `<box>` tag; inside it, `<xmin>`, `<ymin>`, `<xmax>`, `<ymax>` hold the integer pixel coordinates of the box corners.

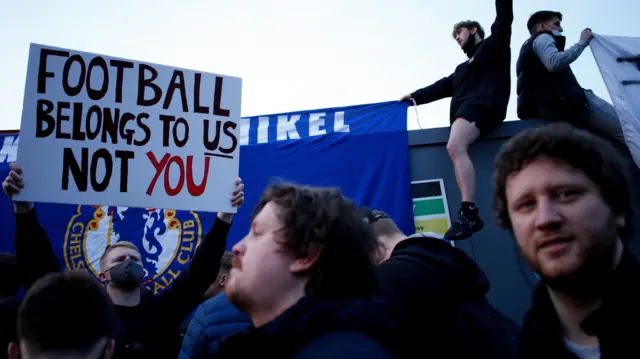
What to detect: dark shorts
<box><xmin>453</xmin><ymin>103</ymin><xmax>504</xmax><ymax>137</ymax></box>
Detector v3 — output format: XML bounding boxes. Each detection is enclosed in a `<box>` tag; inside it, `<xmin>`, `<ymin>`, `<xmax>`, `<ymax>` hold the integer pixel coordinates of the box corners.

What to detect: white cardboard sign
<box><xmin>15</xmin><ymin>43</ymin><xmax>242</xmax><ymax>213</ymax></box>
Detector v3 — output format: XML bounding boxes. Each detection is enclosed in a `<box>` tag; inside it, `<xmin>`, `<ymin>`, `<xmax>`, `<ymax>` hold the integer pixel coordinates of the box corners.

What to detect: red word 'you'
<box><xmin>146</xmin><ymin>152</ymin><xmax>210</xmax><ymax>196</ymax></box>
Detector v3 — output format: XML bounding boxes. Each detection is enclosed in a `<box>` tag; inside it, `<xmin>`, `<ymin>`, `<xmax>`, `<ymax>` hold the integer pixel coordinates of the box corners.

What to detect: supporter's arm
<box><xmin>155</xmin><ymin>179</ymin><xmax>244</xmax><ymax>328</ymax></box>
<box><xmin>488</xmin><ymin>0</ymin><xmax>513</xmax><ymax>48</ymax></box>
<box><xmin>409</xmin><ymin>74</ymin><xmax>454</xmax><ymax>106</ymax></box>
<box><xmin>14</xmin><ymin>210</ymin><xmax>62</xmax><ymax>290</ymax></box>
<box><xmin>533</xmin><ymin>34</ymin><xmax>589</xmax><ymax>72</ymax></box>
<box><xmin>2</xmin><ymin>163</ymin><xmax>61</xmax><ymax>292</ymax></box>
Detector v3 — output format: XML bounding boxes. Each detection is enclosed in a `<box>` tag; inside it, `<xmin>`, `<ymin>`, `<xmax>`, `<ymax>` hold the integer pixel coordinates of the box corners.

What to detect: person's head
<box><xmin>98</xmin><ymin>241</ymin><xmax>144</xmax><ymax>292</ymax></box>
<box><xmin>0</xmin><ymin>253</ymin><xmax>21</xmax><ymax>300</ymax></box>
<box><xmin>527</xmin><ymin>11</ymin><xmax>563</xmax><ymax>35</ymax></box>
<box><xmin>204</xmin><ymin>251</ymin><xmax>234</xmax><ymax>299</ymax></box>
<box><xmin>8</xmin><ymin>271</ymin><xmax>117</xmax><ymax>359</ymax></box>
<box><xmin>452</xmin><ymin>20</ymin><xmax>485</xmax><ymax>52</ymax></box>
<box><xmin>493</xmin><ymin>123</ymin><xmax>632</xmax><ymax>294</ymax></box>
<box><xmin>226</xmin><ymin>183</ymin><xmax>378</xmax><ymax>325</ymax></box>
<box><xmin>361</xmin><ymin>208</ymin><xmax>406</xmax><ymax>263</ymax></box>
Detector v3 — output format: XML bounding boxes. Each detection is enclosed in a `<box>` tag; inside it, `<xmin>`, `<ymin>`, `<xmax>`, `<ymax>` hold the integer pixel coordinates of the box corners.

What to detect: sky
<box><xmin>0</xmin><ymin>0</ymin><xmax>637</xmax><ymax>131</ymax></box>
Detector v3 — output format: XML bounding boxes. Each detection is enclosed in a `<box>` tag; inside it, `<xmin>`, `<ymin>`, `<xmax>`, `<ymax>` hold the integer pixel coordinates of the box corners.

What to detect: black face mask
<box><xmin>108</xmin><ymin>259</ymin><xmax>145</xmax><ymax>290</ymax></box>
<box><xmin>462</xmin><ymin>31</ymin><xmax>479</xmax><ymax>58</ymax></box>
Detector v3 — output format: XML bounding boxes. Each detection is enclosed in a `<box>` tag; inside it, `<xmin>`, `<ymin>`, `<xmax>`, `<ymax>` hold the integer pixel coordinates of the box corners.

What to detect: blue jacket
<box><xmin>179</xmin><ymin>293</ymin><xmax>252</xmax><ymax>359</ymax></box>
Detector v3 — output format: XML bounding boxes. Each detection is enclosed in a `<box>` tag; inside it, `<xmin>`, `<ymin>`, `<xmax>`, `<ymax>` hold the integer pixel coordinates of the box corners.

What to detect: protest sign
<box><xmin>15</xmin><ymin>43</ymin><xmax>242</xmax><ymax>213</ymax></box>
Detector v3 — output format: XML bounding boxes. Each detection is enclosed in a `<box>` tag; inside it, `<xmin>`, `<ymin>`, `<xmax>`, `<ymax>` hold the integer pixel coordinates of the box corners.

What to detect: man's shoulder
<box><xmin>199</xmin><ymin>294</ymin><xmax>238</xmax><ymax>313</ymax></box>
<box><xmin>532</xmin><ymin>33</ymin><xmax>555</xmax><ymax>47</ymax></box>
<box><xmin>389</xmin><ymin>233</ymin><xmax>451</xmax><ymax>256</ymax></box>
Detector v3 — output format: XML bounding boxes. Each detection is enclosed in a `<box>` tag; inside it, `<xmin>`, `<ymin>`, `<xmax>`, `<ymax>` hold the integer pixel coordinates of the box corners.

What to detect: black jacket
<box><xmin>213</xmin><ymin>295</ymin><xmax>400</xmax><ymax>359</ymax></box>
<box><xmin>516</xmin><ymin>31</ymin><xmax>587</xmax><ymax>119</ymax></box>
<box><xmin>376</xmin><ymin>234</ymin><xmax>520</xmax><ymax>359</ymax></box>
<box><xmin>410</xmin><ymin>0</ymin><xmax>513</xmax><ymax>123</ymax></box>
<box><xmin>14</xmin><ymin>210</ymin><xmax>231</xmax><ymax>359</ymax></box>
<box><xmin>0</xmin><ymin>298</ymin><xmax>20</xmax><ymax>359</ymax></box>
<box><xmin>520</xmin><ymin>249</ymin><xmax>640</xmax><ymax>358</ymax></box>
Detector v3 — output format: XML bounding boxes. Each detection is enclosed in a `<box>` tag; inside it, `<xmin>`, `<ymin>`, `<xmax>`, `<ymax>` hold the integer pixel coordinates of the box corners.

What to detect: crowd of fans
<box><xmin>1</xmin><ymin>3</ymin><xmax>638</xmax><ymax>358</ymax></box>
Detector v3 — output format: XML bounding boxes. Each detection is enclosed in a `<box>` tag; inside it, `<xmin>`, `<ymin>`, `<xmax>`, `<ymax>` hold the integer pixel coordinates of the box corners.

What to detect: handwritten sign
<box><xmin>15</xmin><ymin>43</ymin><xmax>242</xmax><ymax>213</ymax></box>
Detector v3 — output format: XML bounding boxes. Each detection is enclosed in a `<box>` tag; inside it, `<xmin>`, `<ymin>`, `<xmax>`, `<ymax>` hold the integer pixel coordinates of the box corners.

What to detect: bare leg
<box><xmin>444</xmin><ymin>118</ymin><xmax>483</xmax><ymax>240</ymax></box>
<box><xmin>446</xmin><ymin>118</ymin><xmax>480</xmax><ymax>203</ymax></box>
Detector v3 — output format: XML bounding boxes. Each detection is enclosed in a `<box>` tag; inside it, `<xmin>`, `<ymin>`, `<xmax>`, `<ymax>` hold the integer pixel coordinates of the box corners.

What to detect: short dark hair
<box><xmin>493</xmin><ymin>123</ymin><xmax>632</xmax><ymax>240</ymax></box>
<box><xmin>252</xmin><ymin>182</ymin><xmax>378</xmax><ymax>299</ymax></box>
<box><xmin>218</xmin><ymin>251</ymin><xmax>234</xmax><ymax>276</ymax></box>
<box><xmin>527</xmin><ymin>11</ymin><xmax>562</xmax><ymax>34</ymax></box>
<box><xmin>0</xmin><ymin>253</ymin><xmax>21</xmax><ymax>297</ymax></box>
<box><xmin>452</xmin><ymin>20</ymin><xmax>485</xmax><ymax>40</ymax></box>
<box><xmin>361</xmin><ymin>208</ymin><xmax>404</xmax><ymax>239</ymax></box>
<box><xmin>17</xmin><ymin>271</ymin><xmax>117</xmax><ymax>355</ymax></box>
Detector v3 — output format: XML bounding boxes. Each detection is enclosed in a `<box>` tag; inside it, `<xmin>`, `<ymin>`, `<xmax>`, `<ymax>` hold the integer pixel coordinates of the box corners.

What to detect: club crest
<box><xmin>63</xmin><ymin>205</ymin><xmax>202</xmax><ymax>295</ymax></box>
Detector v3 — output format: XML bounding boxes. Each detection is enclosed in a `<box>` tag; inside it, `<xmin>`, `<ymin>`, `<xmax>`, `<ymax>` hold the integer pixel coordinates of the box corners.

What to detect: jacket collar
<box><xmin>523</xmin><ymin>249</ymin><xmax>640</xmax><ymax>354</ymax></box>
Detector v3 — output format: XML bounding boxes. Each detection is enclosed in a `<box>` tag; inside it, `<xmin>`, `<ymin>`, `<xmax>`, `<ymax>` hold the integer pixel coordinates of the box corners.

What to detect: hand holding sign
<box><xmin>218</xmin><ymin>177</ymin><xmax>245</xmax><ymax>224</ymax></box>
<box><xmin>2</xmin><ymin>163</ymin><xmax>34</xmax><ymax>214</ymax></box>
<box><xmin>15</xmin><ymin>44</ymin><xmax>242</xmax><ymax>213</ymax></box>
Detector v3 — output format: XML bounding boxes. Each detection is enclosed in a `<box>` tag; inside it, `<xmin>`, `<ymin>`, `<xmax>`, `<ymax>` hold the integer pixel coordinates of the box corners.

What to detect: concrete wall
<box><xmin>408</xmin><ymin>119</ymin><xmax>640</xmax><ymax>325</ymax></box>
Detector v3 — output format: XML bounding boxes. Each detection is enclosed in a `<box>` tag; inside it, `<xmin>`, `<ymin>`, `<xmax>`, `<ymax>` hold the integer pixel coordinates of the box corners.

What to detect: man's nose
<box><xmin>232</xmin><ymin>239</ymin><xmax>246</xmax><ymax>256</ymax></box>
<box><xmin>534</xmin><ymin>199</ymin><xmax>562</xmax><ymax>230</ymax></box>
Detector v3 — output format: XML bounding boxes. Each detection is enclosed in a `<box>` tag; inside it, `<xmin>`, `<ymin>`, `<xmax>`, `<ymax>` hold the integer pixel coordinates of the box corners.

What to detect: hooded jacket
<box><xmin>376</xmin><ymin>234</ymin><xmax>520</xmax><ymax>359</ymax></box>
<box><xmin>212</xmin><ymin>295</ymin><xmax>400</xmax><ymax>359</ymax></box>
<box><xmin>410</xmin><ymin>0</ymin><xmax>513</xmax><ymax>124</ymax></box>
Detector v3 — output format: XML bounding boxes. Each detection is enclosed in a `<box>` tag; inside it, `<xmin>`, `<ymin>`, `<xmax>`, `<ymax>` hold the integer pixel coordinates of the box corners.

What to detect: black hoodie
<box><xmin>376</xmin><ymin>234</ymin><xmax>520</xmax><ymax>359</ymax></box>
<box><xmin>409</xmin><ymin>0</ymin><xmax>513</xmax><ymax>124</ymax></box>
<box><xmin>213</xmin><ymin>295</ymin><xmax>400</xmax><ymax>359</ymax></box>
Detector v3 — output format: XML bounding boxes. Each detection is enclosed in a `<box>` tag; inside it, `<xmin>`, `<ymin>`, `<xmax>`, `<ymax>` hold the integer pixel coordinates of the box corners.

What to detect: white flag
<box><xmin>590</xmin><ymin>34</ymin><xmax>640</xmax><ymax>168</ymax></box>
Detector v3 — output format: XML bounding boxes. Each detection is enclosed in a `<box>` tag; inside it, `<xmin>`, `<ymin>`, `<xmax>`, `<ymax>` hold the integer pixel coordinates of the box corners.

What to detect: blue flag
<box><xmin>0</xmin><ymin>101</ymin><xmax>413</xmax><ymax>295</ymax></box>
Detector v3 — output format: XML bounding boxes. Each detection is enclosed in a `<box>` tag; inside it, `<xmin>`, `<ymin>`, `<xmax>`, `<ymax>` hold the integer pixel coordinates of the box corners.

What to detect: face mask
<box><xmin>462</xmin><ymin>31</ymin><xmax>477</xmax><ymax>56</ymax></box>
<box><xmin>108</xmin><ymin>259</ymin><xmax>145</xmax><ymax>290</ymax></box>
<box><xmin>543</xmin><ymin>24</ymin><xmax>562</xmax><ymax>37</ymax></box>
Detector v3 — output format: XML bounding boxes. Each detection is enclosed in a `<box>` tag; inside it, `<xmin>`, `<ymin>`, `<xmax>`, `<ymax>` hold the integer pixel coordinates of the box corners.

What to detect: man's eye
<box><xmin>558</xmin><ymin>189</ymin><xmax>581</xmax><ymax>201</ymax></box>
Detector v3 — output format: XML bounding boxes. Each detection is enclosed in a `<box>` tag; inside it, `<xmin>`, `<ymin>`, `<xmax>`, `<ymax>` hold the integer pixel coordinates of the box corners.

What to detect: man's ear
<box><xmin>374</xmin><ymin>244</ymin><xmax>387</xmax><ymax>265</ymax></box>
<box><xmin>289</xmin><ymin>246</ymin><xmax>322</xmax><ymax>274</ymax></box>
<box><xmin>8</xmin><ymin>342</ymin><xmax>19</xmax><ymax>359</ymax></box>
<box><xmin>218</xmin><ymin>274</ymin><xmax>228</xmax><ymax>287</ymax></box>
<box><xmin>98</xmin><ymin>271</ymin><xmax>109</xmax><ymax>283</ymax></box>
<box><xmin>103</xmin><ymin>339</ymin><xmax>116</xmax><ymax>359</ymax></box>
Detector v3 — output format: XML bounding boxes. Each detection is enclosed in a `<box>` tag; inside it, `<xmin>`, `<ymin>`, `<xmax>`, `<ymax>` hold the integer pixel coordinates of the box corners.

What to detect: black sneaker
<box><xmin>444</xmin><ymin>210</ymin><xmax>484</xmax><ymax>240</ymax></box>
